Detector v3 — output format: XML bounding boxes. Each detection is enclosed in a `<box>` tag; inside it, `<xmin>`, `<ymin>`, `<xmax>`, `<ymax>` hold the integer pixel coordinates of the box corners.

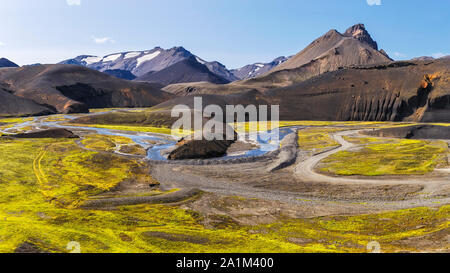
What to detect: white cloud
<box><xmin>0</xmin><ymin>42</ymin><xmax>4</xmax><ymax>46</ymax></box>
<box><xmin>367</xmin><ymin>0</ymin><xmax>382</xmax><ymax>6</ymax></box>
<box><xmin>67</xmin><ymin>0</ymin><xmax>81</xmax><ymax>6</ymax></box>
<box><xmin>393</xmin><ymin>52</ymin><xmax>407</xmax><ymax>58</ymax></box>
<box><xmin>431</xmin><ymin>52</ymin><xmax>450</xmax><ymax>59</ymax></box>
<box><xmin>92</xmin><ymin>36</ymin><xmax>116</xmax><ymax>44</ymax></box>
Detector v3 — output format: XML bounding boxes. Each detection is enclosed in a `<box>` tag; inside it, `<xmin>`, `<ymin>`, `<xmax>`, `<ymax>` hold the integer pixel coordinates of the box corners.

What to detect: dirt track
<box><xmin>294</xmin><ymin>131</ymin><xmax>450</xmax><ymax>192</ymax></box>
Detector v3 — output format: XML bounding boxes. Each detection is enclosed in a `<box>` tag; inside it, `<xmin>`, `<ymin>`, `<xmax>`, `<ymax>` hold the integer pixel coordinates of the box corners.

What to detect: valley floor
<box><xmin>0</xmin><ymin>110</ymin><xmax>449</xmax><ymax>253</ymax></box>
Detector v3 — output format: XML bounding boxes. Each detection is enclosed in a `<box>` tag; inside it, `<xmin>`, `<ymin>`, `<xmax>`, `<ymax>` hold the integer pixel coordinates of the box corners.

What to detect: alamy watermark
<box><xmin>171</xmin><ymin>97</ymin><xmax>280</xmax><ymax>142</ymax></box>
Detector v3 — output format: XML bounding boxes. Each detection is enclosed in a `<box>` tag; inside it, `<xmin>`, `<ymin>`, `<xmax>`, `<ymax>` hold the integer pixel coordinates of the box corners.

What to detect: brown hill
<box><xmin>150</xmin><ymin>59</ymin><xmax>450</xmax><ymax>123</ymax></box>
<box><xmin>0</xmin><ymin>64</ymin><xmax>175</xmax><ymax>114</ymax></box>
<box><xmin>272</xmin><ymin>24</ymin><xmax>390</xmax><ymax>72</ymax></box>
<box><xmin>0</xmin><ymin>82</ymin><xmax>54</xmax><ymax>117</ymax></box>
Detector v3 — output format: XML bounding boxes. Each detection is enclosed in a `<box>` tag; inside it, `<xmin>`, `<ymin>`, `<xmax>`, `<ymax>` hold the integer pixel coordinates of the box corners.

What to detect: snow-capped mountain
<box><xmin>231</xmin><ymin>56</ymin><xmax>289</xmax><ymax>80</ymax></box>
<box><xmin>135</xmin><ymin>56</ymin><xmax>230</xmax><ymax>86</ymax></box>
<box><xmin>60</xmin><ymin>47</ymin><xmax>189</xmax><ymax>77</ymax></box>
<box><xmin>60</xmin><ymin>47</ymin><xmax>238</xmax><ymax>82</ymax></box>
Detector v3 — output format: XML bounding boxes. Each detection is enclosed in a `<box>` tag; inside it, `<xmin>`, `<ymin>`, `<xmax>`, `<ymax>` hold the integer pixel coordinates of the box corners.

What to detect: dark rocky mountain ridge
<box><xmin>0</xmin><ymin>58</ymin><xmax>19</xmax><ymax>68</ymax></box>
<box><xmin>135</xmin><ymin>56</ymin><xmax>230</xmax><ymax>86</ymax></box>
<box><xmin>60</xmin><ymin>47</ymin><xmax>238</xmax><ymax>83</ymax></box>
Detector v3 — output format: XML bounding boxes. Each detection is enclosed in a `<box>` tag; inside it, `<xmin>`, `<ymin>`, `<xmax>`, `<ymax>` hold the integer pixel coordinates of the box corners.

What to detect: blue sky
<box><xmin>1</xmin><ymin>0</ymin><xmax>449</xmax><ymax>68</ymax></box>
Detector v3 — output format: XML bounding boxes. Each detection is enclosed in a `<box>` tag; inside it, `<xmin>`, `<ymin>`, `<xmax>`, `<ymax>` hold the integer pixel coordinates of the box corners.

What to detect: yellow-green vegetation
<box><xmin>252</xmin><ymin>206</ymin><xmax>450</xmax><ymax>253</ymax></box>
<box><xmin>2</xmin><ymin>138</ymin><xmax>152</xmax><ymax>208</ymax></box>
<box><xmin>69</xmin><ymin>123</ymin><xmax>174</xmax><ymax>135</ymax></box>
<box><xmin>297</xmin><ymin>128</ymin><xmax>342</xmax><ymax>152</ymax></box>
<box><xmin>320</xmin><ymin>139</ymin><xmax>449</xmax><ymax>176</ymax></box>
<box><xmin>89</xmin><ymin>108</ymin><xmax>123</xmax><ymax>113</ymax></box>
<box><xmin>89</xmin><ymin>108</ymin><xmax>156</xmax><ymax>114</ymax></box>
<box><xmin>0</xmin><ymin>137</ymin><xmax>449</xmax><ymax>253</ymax></box>
<box><xmin>231</xmin><ymin>121</ymin><xmax>408</xmax><ymax>134</ymax></box>
<box><xmin>0</xmin><ymin>117</ymin><xmax>34</xmax><ymax>124</ymax></box>
<box><xmin>431</xmin><ymin>123</ymin><xmax>450</xmax><ymax>127</ymax></box>
<box><xmin>280</xmin><ymin>120</ymin><xmax>388</xmax><ymax>127</ymax></box>
<box><xmin>343</xmin><ymin>136</ymin><xmax>387</xmax><ymax>145</ymax></box>
<box><xmin>0</xmin><ymin>118</ymin><xmax>29</xmax><ymax>131</ymax></box>
<box><xmin>118</xmin><ymin>144</ymin><xmax>148</xmax><ymax>156</ymax></box>
<box><xmin>81</xmin><ymin>134</ymin><xmax>133</xmax><ymax>152</ymax></box>
<box><xmin>81</xmin><ymin>134</ymin><xmax>147</xmax><ymax>156</ymax></box>
<box><xmin>41</xmin><ymin>115</ymin><xmax>72</xmax><ymax>123</ymax></box>
<box><xmin>279</xmin><ymin>121</ymin><xmax>419</xmax><ymax>129</ymax></box>
<box><xmin>231</xmin><ymin>121</ymin><xmax>280</xmax><ymax>134</ymax></box>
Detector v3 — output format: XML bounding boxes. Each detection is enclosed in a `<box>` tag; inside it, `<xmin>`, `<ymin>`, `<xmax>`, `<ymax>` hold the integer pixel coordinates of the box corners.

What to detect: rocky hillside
<box><xmin>267</xmin><ymin>59</ymin><xmax>450</xmax><ymax>122</ymax></box>
<box><xmin>154</xmin><ymin>59</ymin><xmax>450</xmax><ymax>123</ymax></box>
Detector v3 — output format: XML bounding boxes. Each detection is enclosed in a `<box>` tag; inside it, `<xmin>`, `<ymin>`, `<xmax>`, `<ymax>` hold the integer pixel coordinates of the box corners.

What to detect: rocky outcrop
<box><xmin>169</xmin><ymin>126</ymin><xmax>238</xmax><ymax>160</ymax></box>
<box><xmin>267</xmin><ymin>130</ymin><xmax>298</xmax><ymax>172</ymax></box>
<box><xmin>12</xmin><ymin>129</ymin><xmax>79</xmax><ymax>139</ymax></box>
<box><xmin>14</xmin><ymin>242</ymin><xmax>49</xmax><ymax>253</ymax></box>
<box><xmin>343</xmin><ymin>23</ymin><xmax>378</xmax><ymax>50</ymax></box>
<box><xmin>168</xmin><ymin>137</ymin><xmax>236</xmax><ymax>160</ymax></box>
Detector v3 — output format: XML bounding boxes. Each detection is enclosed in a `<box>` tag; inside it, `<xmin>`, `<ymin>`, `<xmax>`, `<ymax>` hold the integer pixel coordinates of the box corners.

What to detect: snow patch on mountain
<box><xmin>60</xmin><ymin>46</ymin><xmax>239</xmax><ymax>82</ymax></box>
<box><xmin>124</xmin><ymin>52</ymin><xmax>141</xmax><ymax>59</ymax></box>
<box><xmin>82</xmin><ymin>56</ymin><xmax>103</xmax><ymax>65</ymax></box>
<box><xmin>136</xmin><ymin>51</ymin><xmax>161</xmax><ymax>67</ymax></box>
<box><xmin>103</xmin><ymin>54</ymin><xmax>121</xmax><ymax>62</ymax></box>
<box><xmin>231</xmin><ymin>56</ymin><xmax>289</xmax><ymax>80</ymax></box>
<box><xmin>196</xmin><ymin>57</ymin><xmax>206</xmax><ymax>64</ymax></box>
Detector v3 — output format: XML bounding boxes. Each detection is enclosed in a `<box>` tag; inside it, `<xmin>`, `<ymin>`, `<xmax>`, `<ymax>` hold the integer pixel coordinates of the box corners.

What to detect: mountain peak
<box><xmin>0</xmin><ymin>58</ymin><xmax>19</xmax><ymax>68</ymax></box>
<box><xmin>344</xmin><ymin>23</ymin><xmax>378</xmax><ymax>50</ymax></box>
<box><xmin>171</xmin><ymin>46</ymin><xmax>190</xmax><ymax>53</ymax></box>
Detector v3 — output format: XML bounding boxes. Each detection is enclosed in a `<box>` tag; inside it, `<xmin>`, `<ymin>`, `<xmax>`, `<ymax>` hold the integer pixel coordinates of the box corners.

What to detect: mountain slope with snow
<box><xmin>135</xmin><ymin>56</ymin><xmax>230</xmax><ymax>86</ymax></box>
<box><xmin>60</xmin><ymin>47</ymin><xmax>238</xmax><ymax>82</ymax></box>
<box><xmin>231</xmin><ymin>56</ymin><xmax>289</xmax><ymax>80</ymax></box>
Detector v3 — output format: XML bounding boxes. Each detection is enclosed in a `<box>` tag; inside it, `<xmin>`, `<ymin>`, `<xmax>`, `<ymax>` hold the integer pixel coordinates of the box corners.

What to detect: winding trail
<box><xmin>294</xmin><ymin>130</ymin><xmax>450</xmax><ymax>196</ymax></box>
